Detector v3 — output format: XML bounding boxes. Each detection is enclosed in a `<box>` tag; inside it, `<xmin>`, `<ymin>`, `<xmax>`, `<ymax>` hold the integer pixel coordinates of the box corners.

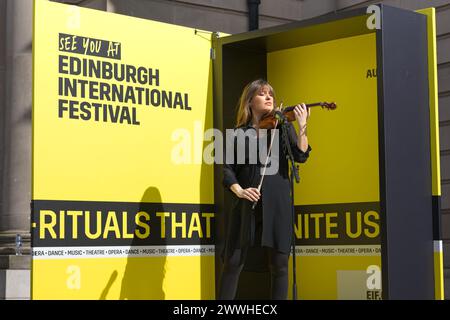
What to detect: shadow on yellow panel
<box><xmin>32</xmin><ymin>255</ymin><xmax>215</xmax><ymax>300</ymax></box>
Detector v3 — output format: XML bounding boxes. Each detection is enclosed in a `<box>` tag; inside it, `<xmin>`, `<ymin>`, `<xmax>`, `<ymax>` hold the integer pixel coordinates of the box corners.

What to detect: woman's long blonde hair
<box><xmin>235</xmin><ymin>79</ymin><xmax>275</xmax><ymax>128</ymax></box>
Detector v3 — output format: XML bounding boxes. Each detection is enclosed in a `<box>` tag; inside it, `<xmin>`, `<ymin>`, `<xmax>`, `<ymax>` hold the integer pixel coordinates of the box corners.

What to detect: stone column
<box><xmin>1</xmin><ymin>0</ymin><xmax>32</xmax><ymax>233</ymax></box>
<box><xmin>0</xmin><ymin>0</ymin><xmax>6</xmax><ymax>232</ymax></box>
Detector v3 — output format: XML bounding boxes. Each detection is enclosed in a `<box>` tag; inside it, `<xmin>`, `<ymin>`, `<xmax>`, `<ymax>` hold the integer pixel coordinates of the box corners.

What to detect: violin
<box><xmin>250</xmin><ymin>101</ymin><xmax>336</xmax><ymax>210</ymax></box>
<box><xmin>258</xmin><ymin>102</ymin><xmax>337</xmax><ymax>129</ymax></box>
<box><xmin>249</xmin><ymin>101</ymin><xmax>336</xmax><ymax>210</ymax></box>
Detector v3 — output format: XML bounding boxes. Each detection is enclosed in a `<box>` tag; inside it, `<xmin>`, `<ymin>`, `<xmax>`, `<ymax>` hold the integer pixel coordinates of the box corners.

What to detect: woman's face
<box><xmin>250</xmin><ymin>85</ymin><xmax>273</xmax><ymax>115</ymax></box>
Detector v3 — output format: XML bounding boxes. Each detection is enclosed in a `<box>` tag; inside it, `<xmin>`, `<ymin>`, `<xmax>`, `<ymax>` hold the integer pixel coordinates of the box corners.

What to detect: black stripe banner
<box><xmin>294</xmin><ymin>202</ymin><xmax>381</xmax><ymax>245</ymax></box>
<box><xmin>31</xmin><ymin>200</ymin><xmax>216</xmax><ymax>247</ymax></box>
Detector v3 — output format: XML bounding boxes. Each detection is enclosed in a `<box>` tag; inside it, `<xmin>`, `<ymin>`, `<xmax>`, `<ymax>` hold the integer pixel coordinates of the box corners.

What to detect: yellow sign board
<box><xmin>268</xmin><ymin>32</ymin><xmax>381</xmax><ymax>299</ymax></box>
<box><xmin>32</xmin><ymin>0</ymin><xmax>215</xmax><ymax>299</ymax></box>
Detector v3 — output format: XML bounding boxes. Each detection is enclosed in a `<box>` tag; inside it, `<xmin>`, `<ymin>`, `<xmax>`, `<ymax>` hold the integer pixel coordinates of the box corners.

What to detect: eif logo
<box><xmin>366</xmin><ymin>5</ymin><xmax>381</xmax><ymax>30</ymax></box>
<box><xmin>66</xmin><ymin>265</ymin><xmax>81</xmax><ymax>290</ymax></box>
<box><xmin>366</xmin><ymin>265</ymin><xmax>382</xmax><ymax>299</ymax></box>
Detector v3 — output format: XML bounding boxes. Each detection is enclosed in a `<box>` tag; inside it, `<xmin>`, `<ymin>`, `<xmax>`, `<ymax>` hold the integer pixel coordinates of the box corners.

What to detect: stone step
<box><xmin>0</xmin><ymin>233</ymin><xmax>33</xmax><ymax>299</ymax></box>
<box><xmin>0</xmin><ymin>253</ymin><xmax>31</xmax><ymax>300</ymax></box>
<box><xmin>0</xmin><ymin>269</ymin><xmax>30</xmax><ymax>300</ymax></box>
<box><xmin>0</xmin><ymin>231</ymin><xmax>31</xmax><ymax>244</ymax></box>
<box><xmin>0</xmin><ymin>231</ymin><xmax>31</xmax><ymax>256</ymax></box>
<box><xmin>0</xmin><ymin>255</ymin><xmax>30</xmax><ymax>270</ymax></box>
<box><xmin>0</xmin><ymin>248</ymin><xmax>31</xmax><ymax>256</ymax></box>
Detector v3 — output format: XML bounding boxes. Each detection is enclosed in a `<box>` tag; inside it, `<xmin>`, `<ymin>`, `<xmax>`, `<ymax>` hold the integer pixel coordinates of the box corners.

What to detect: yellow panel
<box><xmin>33</xmin><ymin>0</ymin><xmax>214</xmax><ymax>204</ymax></box>
<box><xmin>290</xmin><ymin>254</ymin><xmax>381</xmax><ymax>300</ymax></box>
<box><xmin>433</xmin><ymin>241</ymin><xmax>444</xmax><ymax>300</ymax></box>
<box><xmin>417</xmin><ymin>8</ymin><xmax>441</xmax><ymax>197</ymax></box>
<box><xmin>417</xmin><ymin>8</ymin><xmax>443</xmax><ymax>300</ymax></box>
<box><xmin>32</xmin><ymin>0</ymin><xmax>214</xmax><ymax>299</ymax></box>
<box><xmin>268</xmin><ymin>33</ymin><xmax>379</xmax><ymax>205</ymax></box>
<box><xmin>268</xmin><ymin>33</ymin><xmax>380</xmax><ymax>299</ymax></box>
<box><xmin>32</xmin><ymin>256</ymin><xmax>215</xmax><ymax>300</ymax></box>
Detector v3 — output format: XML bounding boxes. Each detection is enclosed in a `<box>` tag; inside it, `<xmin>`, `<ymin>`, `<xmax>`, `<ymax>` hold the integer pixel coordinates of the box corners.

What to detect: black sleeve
<box><xmin>223</xmin><ymin>132</ymin><xmax>239</xmax><ymax>189</ymax></box>
<box><xmin>223</xmin><ymin>163</ymin><xmax>239</xmax><ymax>189</ymax></box>
<box><xmin>287</xmin><ymin>122</ymin><xmax>312</xmax><ymax>163</ymax></box>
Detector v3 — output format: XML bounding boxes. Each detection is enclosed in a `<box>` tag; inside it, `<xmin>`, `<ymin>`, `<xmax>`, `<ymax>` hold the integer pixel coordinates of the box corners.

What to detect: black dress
<box><xmin>222</xmin><ymin>122</ymin><xmax>312</xmax><ymax>266</ymax></box>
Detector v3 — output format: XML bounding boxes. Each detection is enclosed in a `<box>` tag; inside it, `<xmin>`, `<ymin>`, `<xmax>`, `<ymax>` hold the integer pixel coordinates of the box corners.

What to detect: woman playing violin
<box><xmin>218</xmin><ymin>79</ymin><xmax>312</xmax><ymax>300</ymax></box>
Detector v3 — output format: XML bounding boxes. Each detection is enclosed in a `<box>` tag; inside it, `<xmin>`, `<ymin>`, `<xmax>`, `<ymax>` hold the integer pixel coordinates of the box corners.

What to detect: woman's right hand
<box><xmin>230</xmin><ymin>184</ymin><xmax>260</xmax><ymax>202</ymax></box>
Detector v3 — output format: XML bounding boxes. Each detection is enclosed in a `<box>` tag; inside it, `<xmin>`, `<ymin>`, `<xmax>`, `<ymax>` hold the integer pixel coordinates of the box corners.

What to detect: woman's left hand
<box><xmin>293</xmin><ymin>103</ymin><xmax>310</xmax><ymax>129</ymax></box>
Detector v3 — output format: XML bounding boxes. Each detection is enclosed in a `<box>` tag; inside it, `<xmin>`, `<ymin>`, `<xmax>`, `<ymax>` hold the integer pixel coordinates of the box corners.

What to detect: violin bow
<box><xmin>251</xmin><ymin>103</ymin><xmax>283</xmax><ymax>210</ymax></box>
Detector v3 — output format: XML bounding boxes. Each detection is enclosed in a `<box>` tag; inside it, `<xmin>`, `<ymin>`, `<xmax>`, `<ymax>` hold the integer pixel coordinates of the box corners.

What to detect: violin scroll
<box><xmin>317</xmin><ymin>102</ymin><xmax>337</xmax><ymax>110</ymax></box>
